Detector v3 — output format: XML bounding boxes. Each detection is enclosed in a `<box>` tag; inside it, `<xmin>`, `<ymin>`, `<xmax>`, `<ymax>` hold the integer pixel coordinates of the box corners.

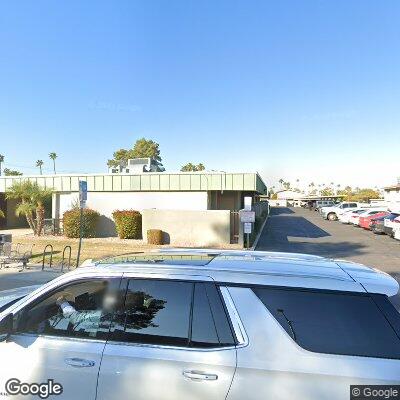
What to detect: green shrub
<box><xmin>112</xmin><ymin>210</ymin><xmax>142</xmax><ymax>239</ymax></box>
<box><xmin>147</xmin><ymin>229</ymin><xmax>163</xmax><ymax>245</ymax></box>
<box><xmin>63</xmin><ymin>208</ymin><xmax>100</xmax><ymax>238</ymax></box>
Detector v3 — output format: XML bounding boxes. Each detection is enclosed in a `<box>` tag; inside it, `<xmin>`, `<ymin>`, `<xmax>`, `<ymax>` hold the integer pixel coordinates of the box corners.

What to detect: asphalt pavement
<box><xmin>256</xmin><ymin>207</ymin><xmax>400</xmax><ymax>309</ymax></box>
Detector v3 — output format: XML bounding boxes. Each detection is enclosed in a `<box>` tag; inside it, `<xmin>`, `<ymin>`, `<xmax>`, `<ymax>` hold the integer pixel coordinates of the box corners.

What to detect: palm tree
<box><xmin>36</xmin><ymin>160</ymin><xmax>44</xmax><ymax>175</ymax></box>
<box><xmin>278</xmin><ymin>178</ymin><xmax>284</xmax><ymax>189</ymax></box>
<box><xmin>31</xmin><ymin>184</ymin><xmax>53</xmax><ymax>235</ymax></box>
<box><xmin>6</xmin><ymin>181</ymin><xmax>36</xmax><ymax>231</ymax></box>
<box><xmin>0</xmin><ymin>154</ymin><xmax>4</xmax><ymax>176</ymax></box>
<box><xmin>49</xmin><ymin>152</ymin><xmax>57</xmax><ymax>174</ymax></box>
<box><xmin>196</xmin><ymin>163</ymin><xmax>205</xmax><ymax>171</ymax></box>
<box><xmin>6</xmin><ymin>181</ymin><xmax>52</xmax><ymax>235</ymax></box>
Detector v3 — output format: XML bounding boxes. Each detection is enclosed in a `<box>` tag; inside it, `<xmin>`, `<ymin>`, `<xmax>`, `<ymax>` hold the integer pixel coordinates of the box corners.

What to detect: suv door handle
<box><xmin>65</xmin><ymin>357</ymin><xmax>95</xmax><ymax>368</ymax></box>
<box><xmin>183</xmin><ymin>370</ymin><xmax>218</xmax><ymax>381</ymax></box>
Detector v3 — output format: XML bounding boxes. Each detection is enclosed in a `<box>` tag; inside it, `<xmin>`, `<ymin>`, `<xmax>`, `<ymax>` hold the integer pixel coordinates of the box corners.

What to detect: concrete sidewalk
<box><xmin>0</xmin><ymin>265</ymin><xmax>64</xmax><ymax>291</ymax></box>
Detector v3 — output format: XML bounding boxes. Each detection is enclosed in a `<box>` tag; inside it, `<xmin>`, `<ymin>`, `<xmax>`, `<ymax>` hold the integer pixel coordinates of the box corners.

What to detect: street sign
<box><xmin>244</xmin><ymin>222</ymin><xmax>252</xmax><ymax>234</ymax></box>
<box><xmin>79</xmin><ymin>180</ymin><xmax>88</xmax><ymax>202</ymax></box>
<box><xmin>244</xmin><ymin>196</ymin><xmax>252</xmax><ymax>211</ymax></box>
<box><xmin>240</xmin><ymin>210</ymin><xmax>255</xmax><ymax>223</ymax></box>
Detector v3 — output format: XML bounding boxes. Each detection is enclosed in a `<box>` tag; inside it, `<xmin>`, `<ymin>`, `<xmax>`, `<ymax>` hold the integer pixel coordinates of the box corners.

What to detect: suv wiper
<box><xmin>277</xmin><ymin>309</ymin><xmax>297</xmax><ymax>342</ymax></box>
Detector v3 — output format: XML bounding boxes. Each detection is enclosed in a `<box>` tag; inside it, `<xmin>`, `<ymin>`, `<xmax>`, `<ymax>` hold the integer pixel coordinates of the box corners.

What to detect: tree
<box><xmin>31</xmin><ymin>184</ymin><xmax>53</xmax><ymax>235</ymax></box>
<box><xmin>108</xmin><ymin>138</ymin><xmax>164</xmax><ymax>170</ymax></box>
<box><xmin>0</xmin><ymin>154</ymin><xmax>3</xmax><ymax>176</ymax></box>
<box><xmin>321</xmin><ymin>187</ymin><xmax>334</xmax><ymax>196</ymax></box>
<box><xmin>6</xmin><ymin>181</ymin><xmax>52</xmax><ymax>236</ymax></box>
<box><xmin>36</xmin><ymin>160</ymin><xmax>44</xmax><ymax>175</ymax></box>
<box><xmin>6</xmin><ymin>181</ymin><xmax>36</xmax><ymax>232</ymax></box>
<box><xmin>180</xmin><ymin>162</ymin><xmax>206</xmax><ymax>172</ymax></box>
<box><xmin>278</xmin><ymin>179</ymin><xmax>284</xmax><ymax>189</ymax></box>
<box><xmin>0</xmin><ymin>209</ymin><xmax>4</xmax><ymax>219</ymax></box>
<box><xmin>3</xmin><ymin>168</ymin><xmax>22</xmax><ymax>176</ymax></box>
<box><xmin>49</xmin><ymin>152</ymin><xmax>57</xmax><ymax>174</ymax></box>
<box><xmin>283</xmin><ymin>181</ymin><xmax>291</xmax><ymax>190</ymax></box>
<box><xmin>348</xmin><ymin>188</ymin><xmax>381</xmax><ymax>203</ymax></box>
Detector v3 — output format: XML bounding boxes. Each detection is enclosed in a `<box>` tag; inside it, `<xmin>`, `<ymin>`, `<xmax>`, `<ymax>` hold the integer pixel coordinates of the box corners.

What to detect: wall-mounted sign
<box><xmin>244</xmin><ymin>222</ymin><xmax>252</xmax><ymax>234</ymax></box>
<box><xmin>240</xmin><ymin>210</ymin><xmax>255</xmax><ymax>223</ymax></box>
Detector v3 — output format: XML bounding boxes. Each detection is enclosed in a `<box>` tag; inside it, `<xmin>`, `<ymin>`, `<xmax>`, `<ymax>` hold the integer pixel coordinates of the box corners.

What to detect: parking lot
<box><xmin>256</xmin><ymin>207</ymin><xmax>400</xmax><ymax>308</ymax></box>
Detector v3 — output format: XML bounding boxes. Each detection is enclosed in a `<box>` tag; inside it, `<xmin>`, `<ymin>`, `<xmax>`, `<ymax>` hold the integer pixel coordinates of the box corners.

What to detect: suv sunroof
<box><xmin>96</xmin><ymin>253</ymin><xmax>216</xmax><ymax>266</ymax></box>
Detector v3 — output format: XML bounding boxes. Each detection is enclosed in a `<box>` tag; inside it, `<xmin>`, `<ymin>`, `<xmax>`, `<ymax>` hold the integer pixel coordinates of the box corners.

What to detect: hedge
<box><xmin>63</xmin><ymin>208</ymin><xmax>100</xmax><ymax>238</ymax></box>
<box><xmin>147</xmin><ymin>229</ymin><xmax>163</xmax><ymax>245</ymax></box>
<box><xmin>112</xmin><ymin>210</ymin><xmax>142</xmax><ymax>239</ymax></box>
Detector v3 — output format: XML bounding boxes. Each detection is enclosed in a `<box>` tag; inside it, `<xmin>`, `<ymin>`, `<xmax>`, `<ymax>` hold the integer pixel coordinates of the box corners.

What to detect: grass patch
<box><xmin>16</xmin><ymin>236</ymin><xmax>161</xmax><ymax>268</ymax></box>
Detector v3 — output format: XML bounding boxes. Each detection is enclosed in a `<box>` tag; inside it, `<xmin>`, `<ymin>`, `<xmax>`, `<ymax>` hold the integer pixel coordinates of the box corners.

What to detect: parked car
<box><xmin>384</xmin><ymin>213</ymin><xmax>400</xmax><ymax>237</ymax></box>
<box><xmin>350</xmin><ymin>208</ymin><xmax>388</xmax><ymax>226</ymax></box>
<box><xmin>371</xmin><ymin>213</ymin><xmax>400</xmax><ymax>235</ymax></box>
<box><xmin>0</xmin><ymin>250</ymin><xmax>399</xmax><ymax>400</ymax></box>
<box><xmin>321</xmin><ymin>202</ymin><xmax>365</xmax><ymax>221</ymax></box>
<box><xmin>339</xmin><ymin>209</ymin><xmax>368</xmax><ymax>224</ymax></box>
<box><xmin>394</xmin><ymin>216</ymin><xmax>400</xmax><ymax>240</ymax></box>
<box><xmin>314</xmin><ymin>200</ymin><xmax>336</xmax><ymax>211</ymax></box>
<box><xmin>359</xmin><ymin>211</ymin><xmax>390</xmax><ymax>230</ymax></box>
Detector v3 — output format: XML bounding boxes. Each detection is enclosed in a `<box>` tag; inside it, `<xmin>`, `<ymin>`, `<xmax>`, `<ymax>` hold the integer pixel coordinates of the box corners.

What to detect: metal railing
<box><xmin>43</xmin><ymin>219</ymin><xmax>64</xmax><ymax>235</ymax></box>
<box><xmin>42</xmin><ymin>244</ymin><xmax>54</xmax><ymax>270</ymax></box>
<box><xmin>61</xmin><ymin>246</ymin><xmax>72</xmax><ymax>272</ymax></box>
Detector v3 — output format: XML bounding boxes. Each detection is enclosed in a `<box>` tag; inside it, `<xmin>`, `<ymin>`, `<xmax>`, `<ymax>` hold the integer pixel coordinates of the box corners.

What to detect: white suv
<box><xmin>321</xmin><ymin>202</ymin><xmax>363</xmax><ymax>221</ymax></box>
<box><xmin>0</xmin><ymin>250</ymin><xmax>399</xmax><ymax>400</ymax></box>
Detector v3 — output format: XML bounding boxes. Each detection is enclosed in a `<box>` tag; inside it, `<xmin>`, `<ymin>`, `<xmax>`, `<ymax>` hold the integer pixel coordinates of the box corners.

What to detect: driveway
<box><xmin>256</xmin><ymin>207</ymin><xmax>400</xmax><ymax>309</ymax></box>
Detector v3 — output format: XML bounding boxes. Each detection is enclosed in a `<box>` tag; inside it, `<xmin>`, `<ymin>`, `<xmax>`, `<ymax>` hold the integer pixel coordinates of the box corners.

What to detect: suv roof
<box><xmin>70</xmin><ymin>250</ymin><xmax>398</xmax><ymax>297</ymax></box>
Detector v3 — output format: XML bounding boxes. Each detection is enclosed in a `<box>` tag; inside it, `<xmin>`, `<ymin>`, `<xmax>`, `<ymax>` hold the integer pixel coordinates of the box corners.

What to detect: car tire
<box><xmin>327</xmin><ymin>213</ymin><xmax>337</xmax><ymax>221</ymax></box>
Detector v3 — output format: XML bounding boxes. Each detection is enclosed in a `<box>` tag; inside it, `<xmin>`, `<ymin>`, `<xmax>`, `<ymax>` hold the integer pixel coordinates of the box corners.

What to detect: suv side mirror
<box><xmin>0</xmin><ymin>314</ymin><xmax>13</xmax><ymax>341</ymax></box>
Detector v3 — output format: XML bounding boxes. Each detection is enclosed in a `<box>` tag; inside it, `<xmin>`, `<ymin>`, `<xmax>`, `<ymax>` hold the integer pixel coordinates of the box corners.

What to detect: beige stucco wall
<box><xmin>142</xmin><ymin>209</ymin><xmax>231</xmax><ymax>247</ymax></box>
<box><xmin>53</xmin><ymin>191</ymin><xmax>209</xmax><ymax>236</ymax></box>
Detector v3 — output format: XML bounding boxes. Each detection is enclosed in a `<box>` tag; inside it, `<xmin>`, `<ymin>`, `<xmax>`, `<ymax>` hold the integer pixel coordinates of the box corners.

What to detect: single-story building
<box><xmin>0</xmin><ymin>171</ymin><xmax>268</xmax><ymax>245</ymax></box>
<box><xmin>383</xmin><ymin>179</ymin><xmax>400</xmax><ymax>211</ymax></box>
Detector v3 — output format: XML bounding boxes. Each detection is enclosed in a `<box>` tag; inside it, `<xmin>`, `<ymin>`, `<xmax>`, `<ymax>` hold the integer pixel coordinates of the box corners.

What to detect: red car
<box><xmin>359</xmin><ymin>211</ymin><xmax>389</xmax><ymax>230</ymax></box>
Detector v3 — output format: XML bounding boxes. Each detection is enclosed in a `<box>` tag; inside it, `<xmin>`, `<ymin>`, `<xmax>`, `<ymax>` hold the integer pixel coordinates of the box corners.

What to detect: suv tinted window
<box><xmin>194</xmin><ymin>283</ymin><xmax>235</xmax><ymax>347</ymax></box>
<box><xmin>253</xmin><ymin>287</ymin><xmax>400</xmax><ymax>359</ymax></box>
<box><xmin>111</xmin><ymin>280</ymin><xmax>235</xmax><ymax>348</ymax></box>
<box><xmin>16</xmin><ymin>279</ymin><xmax>118</xmax><ymax>340</ymax></box>
<box><xmin>116</xmin><ymin>279</ymin><xmax>192</xmax><ymax>346</ymax></box>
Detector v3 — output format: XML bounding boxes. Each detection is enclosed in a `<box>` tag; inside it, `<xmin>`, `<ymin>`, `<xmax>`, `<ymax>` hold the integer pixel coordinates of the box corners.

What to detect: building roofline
<box><xmin>0</xmin><ymin>171</ymin><xmax>267</xmax><ymax>194</ymax></box>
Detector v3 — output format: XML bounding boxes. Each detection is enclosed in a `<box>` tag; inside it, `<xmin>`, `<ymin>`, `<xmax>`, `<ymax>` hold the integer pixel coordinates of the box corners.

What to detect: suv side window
<box><xmin>349</xmin><ymin>203</ymin><xmax>358</xmax><ymax>208</ymax></box>
<box><xmin>253</xmin><ymin>287</ymin><xmax>400</xmax><ymax>359</ymax></box>
<box><xmin>192</xmin><ymin>283</ymin><xmax>235</xmax><ymax>347</ymax></box>
<box><xmin>111</xmin><ymin>279</ymin><xmax>235</xmax><ymax>348</ymax></box>
<box><xmin>15</xmin><ymin>279</ymin><xmax>119</xmax><ymax>340</ymax></box>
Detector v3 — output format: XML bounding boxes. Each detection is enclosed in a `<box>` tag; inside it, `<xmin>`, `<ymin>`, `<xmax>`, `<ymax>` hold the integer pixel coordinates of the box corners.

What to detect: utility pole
<box><xmin>76</xmin><ymin>180</ymin><xmax>87</xmax><ymax>268</ymax></box>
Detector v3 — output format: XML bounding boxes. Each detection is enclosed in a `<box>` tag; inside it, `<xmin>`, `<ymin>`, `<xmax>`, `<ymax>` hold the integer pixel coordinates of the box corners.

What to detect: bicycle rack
<box><xmin>41</xmin><ymin>244</ymin><xmax>54</xmax><ymax>270</ymax></box>
<box><xmin>61</xmin><ymin>245</ymin><xmax>72</xmax><ymax>272</ymax></box>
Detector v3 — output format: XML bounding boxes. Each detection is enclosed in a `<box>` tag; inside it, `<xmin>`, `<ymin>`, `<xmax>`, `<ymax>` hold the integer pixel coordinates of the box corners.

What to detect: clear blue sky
<box><xmin>1</xmin><ymin>0</ymin><xmax>399</xmax><ymax>188</ymax></box>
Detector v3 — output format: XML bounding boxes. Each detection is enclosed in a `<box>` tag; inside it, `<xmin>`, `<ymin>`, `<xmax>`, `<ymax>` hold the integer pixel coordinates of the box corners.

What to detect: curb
<box><xmin>250</xmin><ymin>214</ymin><xmax>269</xmax><ymax>251</ymax></box>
